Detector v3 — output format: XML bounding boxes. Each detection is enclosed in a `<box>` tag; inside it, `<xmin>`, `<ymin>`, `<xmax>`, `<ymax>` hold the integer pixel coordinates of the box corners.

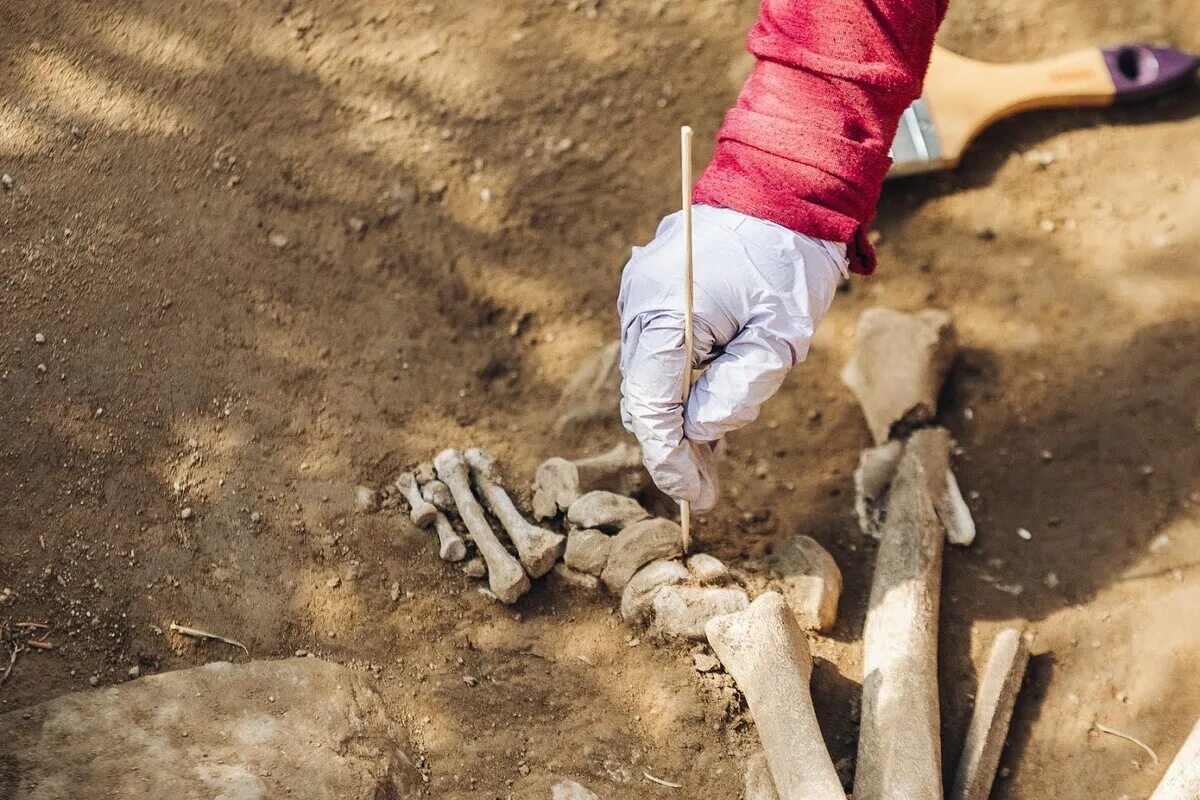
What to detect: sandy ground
<box><xmin>1</xmin><ymin>1</ymin><xmax>1198</xmax><ymax>798</ymax></box>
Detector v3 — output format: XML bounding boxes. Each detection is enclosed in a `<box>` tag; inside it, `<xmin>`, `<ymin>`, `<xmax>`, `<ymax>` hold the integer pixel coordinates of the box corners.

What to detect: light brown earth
<box><xmin>1</xmin><ymin>1</ymin><xmax>1197</xmax><ymax>798</ymax></box>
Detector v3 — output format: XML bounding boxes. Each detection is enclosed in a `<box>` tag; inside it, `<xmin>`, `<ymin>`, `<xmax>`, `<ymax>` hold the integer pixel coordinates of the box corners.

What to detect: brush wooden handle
<box><xmin>925</xmin><ymin>46</ymin><xmax>1114</xmax><ymax>168</ymax></box>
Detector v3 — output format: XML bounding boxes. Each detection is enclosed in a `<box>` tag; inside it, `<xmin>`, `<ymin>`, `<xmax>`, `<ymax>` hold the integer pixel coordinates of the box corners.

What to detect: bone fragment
<box><xmin>686</xmin><ymin>553</ymin><xmax>729</xmax><ymax>584</ymax></box>
<box><xmin>420</xmin><ymin>479</ymin><xmax>455</xmax><ymax>513</ymax></box>
<box><xmin>551</xmin><ymin>563</ymin><xmax>600</xmax><ymax>591</ymax></box>
<box><xmin>564</xmin><ymin>528</ymin><xmax>612</xmax><ymax>576</ymax></box>
<box><xmin>767</xmin><ymin>535</ymin><xmax>841</xmax><ymax>632</ymax></box>
<box><xmin>396</xmin><ymin>472</ymin><xmax>437</xmax><ymax>528</ymax></box>
<box><xmin>854</xmin><ymin>441</ymin><xmax>902</xmax><ymax>536</ymax></box>
<box><xmin>434</xmin><ymin>449</ymin><xmax>530</xmax><ymax>603</ymax></box>
<box><xmin>354</xmin><ymin>485</ymin><xmax>379</xmax><ymax>514</ymax></box>
<box><xmin>620</xmin><ymin>559</ymin><xmax>690</xmax><ymax>622</ymax></box>
<box><xmin>600</xmin><ymin>517</ymin><xmax>685</xmax><ymax>592</ymax></box>
<box><xmin>1151</xmin><ymin>718</ymin><xmax>1200</xmax><ymax>800</ymax></box>
<box><xmin>414</xmin><ymin>461</ymin><xmax>436</xmax><ymax>484</ymax></box>
<box><xmin>466</xmin><ymin>448</ymin><xmax>565</xmax><ymax>578</ymax></box>
<box><xmin>430</xmin><ymin>512</ymin><xmax>467</xmax><ymax>562</ymax></box>
<box><xmin>744</xmin><ymin>751</ymin><xmax>781</xmax><ymax>800</ymax></box>
<box><xmin>937</xmin><ymin>468</ymin><xmax>976</xmax><ymax>546</ymax></box>
<box><xmin>841</xmin><ymin>307</ymin><xmax>956</xmax><ymax>444</ymax></box>
<box><xmin>532</xmin><ymin>441</ymin><xmax>648</xmax><ymax>519</ymax></box>
<box><xmin>855</xmin><ymin>427</ymin><xmax>950</xmax><ymax>800</ymax></box>
<box><xmin>650</xmin><ymin>585</ymin><xmax>750</xmax><ymax>641</ymax></box>
<box><xmin>705</xmin><ymin>592</ymin><xmax>845</xmax><ymax>800</ymax></box>
<box><xmin>949</xmin><ymin>628</ymin><xmax>1029</xmax><ymax>800</ymax></box>
<box><xmin>462</xmin><ymin>557</ymin><xmax>486</xmax><ymax>579</ymax></box>
<box><xmin>566</xmin><ymin>490</ymin><xmax>649</xmax><ymax>532</ymax></box>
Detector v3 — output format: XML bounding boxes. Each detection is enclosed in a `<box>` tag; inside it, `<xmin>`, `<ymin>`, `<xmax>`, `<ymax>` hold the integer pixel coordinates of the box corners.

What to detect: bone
<box><xmin>420</xmin><ymin>479</ymin><xmax>455</xmax><ymax>513</ymax></box>
<box><xmin>853</xmin><ymin>441</ymin><xmax>902</xmax><ymax>536</ymax></box>
<box><xmin>686</xmin><ymin>553</ymin><xmax>729</xmax><ymax>584</ymax></box>
<box><xmin>414</xmin><ymin>460</ymin><xmax>437</xmax><ymax>484</ymax></box>
<box><xmin>936</xmin><ymin>468</ymin><xmax>976</xmax><ymax>546</ymax></box>
<box><xmin>651</xmin><ymin>585</ymin><xmax>750</xmax><ymax>640</ymax></box>
<box><xmin>766</xmin><ymin>535</ymin><xmax>842</xmax><ymax>632</ymax></box>
<box><xmin>841</xmin><ymin>307</ymin><xmax>956</xmax><ymax>444</ymax></box>
<box><xmin>600</xmin><ymin>517</ymin><xmax>685</xmax><ymax>592</ymax></box>
<box><xmin>354</xmin><ymin>485</ymin><xmax>379</xmax><ymax>514</ymax></box>
<box><xmin>532</xmin><ymin>441</ymin><xmax>648</xmax><ymax>519</ymax></box>
<box><xmin>705</xmin><ymin>592</ymin><xmax>846</xmax><ymax>800</ymax></box>
<box><xmin>434</xmin><ymin>449</ymin><xmax>530</xmax><ymax>603</ymax></box>
<box><xmin>564</xmin><ymin>528</ymin><xmax>612</xmax><ymax>576</ymax></box>
<box><xmin>949</xmin><ymin>628</ymin><xmax>1029</xmax><ymax>800</ymax></box>
<box><xmin>1151</xmin><ymin>718</ymin><xmax>1200</xmax><ymax>800</ymax></box>
<box><xmin>462</xmin><ymin>556</ymin><xmax>487</xmax><ymax>579</ymax></box>
<box><xmin>430</xmin><ymin>512</ymin><xmax>467</xmax><ymax>562</ymax></box>
<box><xmin>566</xmin><ymin>490</ymin><xmax>650</xmax><ymax>532</ymax></box>
<box><xmin>620</xmin><ymin>559</ymin><xmax>690</xmax><ymax>622</ymax></box>
<box><xmin>465</xmin><ymin>448</ymin><xmax>565</xmax><ymax>578</ymax></box>
<box><xmin>855</xmin><ymin>427</ymin><xmax>950</xmax><ymax>800</ymax></box>
<box><xmin>396</xmin><ymin>472</ymin><xmax>438</xmax><ymax>527</ymax></box>
<box><xmin>744</xmin><ymin>751</ymin><xmax>781</xmax><ymax>800</ymax></box>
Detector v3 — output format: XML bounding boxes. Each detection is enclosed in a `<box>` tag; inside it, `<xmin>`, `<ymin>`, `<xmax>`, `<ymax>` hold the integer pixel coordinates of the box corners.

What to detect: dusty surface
<box><xmin>0</xmin><ymin>1</ymin><xmax>1197</xmax><ymax>798</ymax></box>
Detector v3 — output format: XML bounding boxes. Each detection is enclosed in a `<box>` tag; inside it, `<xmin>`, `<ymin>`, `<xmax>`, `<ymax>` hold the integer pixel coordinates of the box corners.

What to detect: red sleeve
<box><xmin>692</xmin><ymin>0</ymin><xmax>950</xmax><ymax>274</ymax></box>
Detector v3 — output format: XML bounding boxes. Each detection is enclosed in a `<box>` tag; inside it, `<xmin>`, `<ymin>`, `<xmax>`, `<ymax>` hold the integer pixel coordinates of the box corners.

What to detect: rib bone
<box><xmin>705</xmin><ymin>592</ymin><xmax>845</xmax><ymax>800</ymax></box>
<box><xmin>396</xmin><ymin>472</ymin><xmax>437</xmax><ymax>527</ymax></box>
<box><xmin>434</xmin><ymin>449</ymin><xmax>530</xmax><ymax>603</ymax></box>
<box><xmin>465</xmin><ymin>448</ymin><xmax>565</xmax><ymax>578</ymax></box>
<box><xmin>855</xmin><ymin>427</ymin><xmax>949</xmax><ymax>800</ymax></box>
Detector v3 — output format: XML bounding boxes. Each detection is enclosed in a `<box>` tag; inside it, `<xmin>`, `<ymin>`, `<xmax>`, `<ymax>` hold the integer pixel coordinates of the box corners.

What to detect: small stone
<box><xmin>1040</xmin><ymin>449</ymin><xmax>1053</xmax><ymax>461</ymax></box>
<box><xmin>1017</xmin><ymin>528</ymin><xmax>1032</xmax><ymax>541</ymax></box>
<box><xmin>353</xmin><ymin>485</ymin><xmax>379</xmax><ymax>513</ymax></box>
<box><xmin>1</xmin><ymin>174</ymin><xmax>13</xmax><ymax>190</ymax></box>
<box><xmin>88</xmin><ymin>675</ymin><xmax>99</xmax><ymax>687</ymax></box>
<box><xmin>179</xmin><ymin>507</ymin><xmax>193</xmax><ymax>521</ymax></box>
<box><xmin>1044</xmin><ymin>572</ymin><xmax>1060</xmax><ymax>589</ymax></box>
<box><xmin>551</xmin><ymin>563</ymin><xmax>600</xmax><ymax>591</ymax></box>
<box><xmin>1039</xmin><ymin>219</ymin><xmax>1056</xmax><ymax>233</ymax></box>
<box><xmin>326</xmin><ymin>576</ymin><xmax>341</xmax><ymax>589</ymax></box>
<box><xmin>566</xmin><ymin>491</ymin><xmax>649</xmax><ymax>532</ymax></box>
<box><xmin>692</xmin><ymin>652</ymin><xmax>721</xmax><ymax>673</ymax></box>
<box><xmin>685</xmin><ymin>553</ymin><xmax>729</xmax><ymax>584</ymax></box>
<box><xmin>552</xmin><ymin>780</ymin><xmax>601</xmax><ymax>800</ymax></box>
<box><xmin>462</xmin><ymin>557</ymin><xmax>487</xmax><ymax>579</ymax></box>
<box><xmin>249</xmin><ymin>511</ymin><xmax>262</xmax><ymax>524</ymax></box>
<box><xmin>620</xmin><ymin>559</ymin><xmax>689</xmax><ymax>621</ymax></box>
<box><xmin>766</xmin><ymin>535</ymin><xmax>841</xmax><ymax>631</ymax></box>
<box><xmin>268</xmin><ymin>232</ymin><xmax>289</xmax><ymax>248</ymax></box>
<box><xmin>389</xmin><ymin>581</ymin><xmax>401</xmax><ymax>601</ymax></box>
<box><xmin>1148</xmin><ymin>533</ymin><xmax>1171</xmax><ymax>553</ymax></box>
<box><xmin>346</xmin><ymin>217</ymin><xmax>366</xmax><ymax>233</ymax></box>
<box><xmin>127</xmin><ymin>666</ymin><xmax>140</xmax><ymax>678</ymax></box>
<box><xmin>650</xmin><ymin>586</ymin><xmax>749</xmax><ymax>640</ymax></box>
<box><xmin>34</xmin><ymin>333</ymin><xmax>45</xmax><ymax>344</ymax></box>
<box><xmin>564</xmin><ymin>528</ymin><xmax>612</xmax><ymax>576</ymax></box>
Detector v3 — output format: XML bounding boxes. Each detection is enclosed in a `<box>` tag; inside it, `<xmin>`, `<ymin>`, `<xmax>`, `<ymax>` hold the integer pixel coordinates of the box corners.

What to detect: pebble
<box><xmin>34</xmin><ymin>333</ymin><xmax>45</xmax><ymax>344</ymax></box>
<box><xmin>326</xmin><ymin>576</ymin><xmax>341</xmax><ymax>589</ymax></box>
<box><xmin>1148</xmin><ymin>533</ymin><xmax>1171</xmax><ymax>553</ymax></box>
<box><xmin>692</xmin><ymin>652</ymin><xmax>721</xmax><ymax>673</ymax></box>
<box><xmin>1017</xmin><ymin>527</ymin><xmax>1032</xmax><ymax>541</ymax></box>
<box><xmin>268</xmin><ymin>232</ymin><xmax>289</xmax><ymax>248</ymax></box>
<box><xmin>1</xmin><ymin>174</ymin><xmax>13</xmax><ymax>190</ymax></box>
<box><xmin>1044</xmin><ymin>572</ymin><xmax>1060</xmax><ymax>589</ymax></box>
<box><xmin>88</xmin><ymin>675</ymin><xmax>99</xmax><ymax>687</ymax></box>
<box><xmin>128</xmin><ymin>666</ymin><xmax>140</xmax><ymax>678</ymax></box>
<box><xmin>462</xmin><ymin>557</ymin><xmax>487</xmax><ymax>579</ymax></box>
<box><xmin>249</xmin><ymin>511</ymin><xmax>262</xmax><ymax>523</ymax></box>
<box><xmin>179</xmin><ymin>507</ymin><xmax>193</xmax><ymax>520</ymax></box>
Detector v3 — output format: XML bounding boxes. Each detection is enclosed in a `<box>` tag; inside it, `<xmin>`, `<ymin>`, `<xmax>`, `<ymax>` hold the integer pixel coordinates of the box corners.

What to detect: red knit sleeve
<box><xmin>692</xmin><ymin>0</ymin><xmax>950</xmax><ymax>274</ymax></box>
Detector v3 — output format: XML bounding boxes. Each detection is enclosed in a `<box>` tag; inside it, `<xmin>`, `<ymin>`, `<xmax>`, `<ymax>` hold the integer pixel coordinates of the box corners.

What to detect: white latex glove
<box><xmin>617</xmin><ymin>205</ymin><xmax>848</xmax><ymax>512</ymax></box>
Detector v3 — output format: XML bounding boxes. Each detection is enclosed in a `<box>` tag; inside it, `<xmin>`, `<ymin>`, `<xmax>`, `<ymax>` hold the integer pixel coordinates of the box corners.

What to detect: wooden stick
<box><xmin>679</xmin><ymin>124</ymin><xmax>694</xmax><ymax>554</ymax></box>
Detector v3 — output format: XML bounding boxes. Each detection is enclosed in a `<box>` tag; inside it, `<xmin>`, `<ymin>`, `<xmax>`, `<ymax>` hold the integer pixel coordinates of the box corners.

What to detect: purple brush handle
<box><xmin>1103</xmin><ymin>44</ymin><xmax>1200</xmax><ymax>102</ymax></box>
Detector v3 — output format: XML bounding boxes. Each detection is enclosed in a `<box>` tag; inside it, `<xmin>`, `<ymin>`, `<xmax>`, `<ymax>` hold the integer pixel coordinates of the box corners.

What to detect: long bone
<box><xmin>434</xmin><ymin>449</ymin><xmax>530</xmax><ymax>603</ymax></box>
<box><xmin>465</xmin><ymin>448</ymin><xmax>565</xmax><ymax>578</ymax></box>
<box><xmin>532</xmin><ymin>441</ymin><xmax>647</xmax><ymax>519</ymax></box>
<box><xmin>705</xmin><ymin>592</ymin><xmax>845</xmax><ymax>800</ymax></box>
<box><xmin>855</xmin><ymin>427</ymin><xmax>950</xmax><ymax>800</ymax></box>
<box><xmin>395</xmin><ymin>471</ymin><xmax>437</xmax><ymax>527</ymax></box>
<box><xmin>419</xmin><ymin>479</ymin><xmax>467</xmax><ymax>562</ymax></box>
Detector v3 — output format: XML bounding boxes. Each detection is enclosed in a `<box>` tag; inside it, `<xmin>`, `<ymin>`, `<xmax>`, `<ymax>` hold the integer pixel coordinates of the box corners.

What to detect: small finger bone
<box><xmin>465</xmin><ymin>448</ymin><xmax>565</xmax><ymax>578</ymax></box>
<box><xmin>396</xmin><ymin>472</ymin><xmax>438</xmax><ymax>527</ymax></box>
<box><xmin>431</xmin><ymin>512</ymin><xmax>467</xmax><ymax>562</ymax></box>
<box><xmin>705</xmin><ymin>592</ymin><xmax>845</xmax><ymax>800</ymax></box>
<box><xmin>434</xmin><ymin>449</ymin><xmax>530</xmax><ymax>603</ymax></box>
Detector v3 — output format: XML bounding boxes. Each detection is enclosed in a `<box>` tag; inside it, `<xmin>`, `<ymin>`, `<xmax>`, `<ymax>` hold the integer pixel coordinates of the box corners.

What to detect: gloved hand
<box><xmin>617</xmin><ymin>205</ymin><xmax>848</xmax><ymax>512</ymax></box>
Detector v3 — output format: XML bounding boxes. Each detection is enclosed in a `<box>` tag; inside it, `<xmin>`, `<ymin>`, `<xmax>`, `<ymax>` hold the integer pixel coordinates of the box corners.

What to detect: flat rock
<box><xmin>686</xmin><ymin>553</ymin><xmax>729</xmax><ymax>584</ymax></box>
<box><xmin>566</xmin><ymin>490</ymin><xmax>649</xmax><ymax>532</ymax></box>
<box><xmin>650</xmin><ymin>585</ymin><xmax>750</xmax><ymax>640</ymax></box>
<box><xmin>563</xmin><ymin>528</ymin><xmax>612</xmax><ymax>576</ymax></box>
<box><xmin>0</xmin><ymin>658</ymin><xmax>421</xmax><ymax>800</ymax></box>
<box><xmin>766</xmin><ymin>535</ymin><xmax>842</xmax><ymax>632</ymax></box>
<box><xmin>620</xmin><ymin>559</ymin><xmax>690</xmax><ymax>622</ymax></box>
<box><xmin>600</xmin><ymin>517</ymin><xmax>684</xmax><ymax>592</ymax></box>
<box><xmin>841</xmin><ymin>307</ymin><xmax>956</xmax><ymax>444</ymax></box>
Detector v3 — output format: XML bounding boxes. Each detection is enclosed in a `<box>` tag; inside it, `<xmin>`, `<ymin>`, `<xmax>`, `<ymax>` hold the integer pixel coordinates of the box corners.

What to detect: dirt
<box><xmin>1</xmin><ymin>1</ymin><xmax>1197</xmax><ymax>798</ymax></box>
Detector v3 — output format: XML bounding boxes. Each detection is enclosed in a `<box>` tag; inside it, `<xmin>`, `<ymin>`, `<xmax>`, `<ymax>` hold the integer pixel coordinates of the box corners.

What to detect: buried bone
<box><xmin>420</xmin><ymin>479</ymin><xmax>455</xmax><ymax>514</ymax></box>
<box><xmin>705</xmin><ymin>592</ymin><xmax>846</xmax><ymax>800</ymax></box>
<box><xmin>620</xmin><ymin>559</ymin><xmax>690</xmax><ymax>622</ymax></box>
<box><xmin>855</xmin><ymin>427</ymin><xmax>951</xmax><ymax>800</ymax></box>
<box><xmin>766</xmin><ymin>535</ymin><xmax>841</xmax><ymax>632</ymax></box>
<box><xmin>651</xmin><ymin>585</ymin><xmax>750</xmax><ymax>641</ymax></box>
<box><xmin>434</xmin><ymin>449</ymin><xmax>530</xmax><ymax>603</ymax></box>
<box><xmin>532</xmin><ymin>441</ymin><xmax>648</xmax><ymax>519</ymax></box>
<box><xmin>465</xmin><ymin>448</ymin><xmax>565</xmax><ymax>578</ymax></box>
<box><xmin>429</xmin><ymin>512</ymin><xmax>467</xmax><ymax>562</ymax></box>
<box><xmin>949</xmin><ymin>628</ymin><xmax>1029</xmax><ymax>800</ymax></box>
<box><xmin>396</xmin><ymin>472</ymin><xmax>438</xmax><ymax>527</ymax></box>
<box><xmin>566</xmin><ymin>490</ymin><xmax>649</xmax><ymax>532</ymax></box>
<box><xmin>564</xmin><ymin>528</ymin><xmax>612</xmax><ymax>576</ymax></box>
<box><xmin>841</xmin><ymin>307</ymin><xmax>956</xmax><ymax>444</ymax></box>
<box><xmin>601</xmin><ymin>517</ymin><xmax>685</xmax><ymax>592</ymax></box>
